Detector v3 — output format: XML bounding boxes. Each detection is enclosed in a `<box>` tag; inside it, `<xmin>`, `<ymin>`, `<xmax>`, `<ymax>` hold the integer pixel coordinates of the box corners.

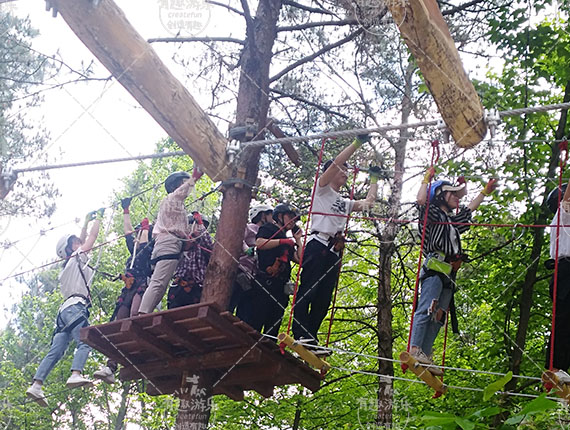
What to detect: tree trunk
<box><xmin>180</xmin><ymin>1</ymin><xmax>282</xmax><ymax>428</ymax></box>
<box><xmin>375</xmin><ymin>63</ymin><xmax>414</xmax><ymax>427</ymax></box>
<box><xmin>114</xmin><ymin>382</ymin><xmax>130</xmax><ymax>430</ymax></box>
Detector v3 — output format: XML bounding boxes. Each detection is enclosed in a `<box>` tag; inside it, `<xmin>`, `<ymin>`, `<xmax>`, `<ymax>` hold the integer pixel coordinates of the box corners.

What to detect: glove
<box><xmin>245</xmin><ymin>247</ymin><xmax>255</xmax><ymax>256</ymax></box>
<box><xmin>121</xmin><ymin>197</ymin><xmax>132</xmax><ymax>214</ymax></box>
<box><xmin>368</xmin><ymin>166</ymin><xmax>382</xmax><ymax>184</ymax></box>
<box><xmin>193</xmin><ymin>211</ymin><xmax>204</xmax><ymax>225</ymax></box>
<box><xmin>140</xmin><ymin>217</ymin><xmax>150</xmax><ymax>231</ymax></box>
<box><xmin>85</xmin><ymin>210</ymin><xmax>97</xmax><ymax>224</ymax></box>
<box><xmin>352</xmin><ymin>134</ymin><xmax>370</xmax><ymax>149</ymax></box>
<box><xmin>192</xmin><ymin>167</ymin><xmax>203</xmax><ymax>181</ymax></box>
<box><xmin>279</xmin><ymin>238</ymin><xmax>296</xmax><ymax>248</ymax></box>
<box><xmin>422</xmin><ymin>167</ymin><xmax>436</xmax><ymax>184</ymax></box>
<box><xmin>457</xmin><ymin>175</ymin><xmax>466</xmax><ymax>185</ymax></box>
<box><xmin>482</xmin><ymin>178</ymin><xmax>498</xmax><ymax>196</ymax></box>
<box><xmin>97</xmin><ymin>207</ymin><xmax>105</xmax><ymax>219</ymax></box>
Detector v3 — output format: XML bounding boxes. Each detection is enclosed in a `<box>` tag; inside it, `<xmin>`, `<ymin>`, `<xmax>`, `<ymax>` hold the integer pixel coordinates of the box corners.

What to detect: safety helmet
<box><xmin>429</xmin><ymin>180</ymin><xmax>466</xmax><ymax>203</ymax></box>
<box><xmin>272</xmin><ymin>203</ymin><xmax>298</xmax><ymax>223</ymax></box>
<box><xmin>249</xmin><ymin>204</ymin><xmax>273</xmax><ymax>223</ymax></box>
<box><xmin>165</xmin><ymin>171</ymin><xmax>191</xmax><ymax>194</ymax></box>
<box><xmin>56</xmin><ymin>234</ymin><xmax>75</xmax><ymax>259</ymax></box>
<box><xmin>323</xmin><ymin>159</ymin><xmax>348</xmax><ymax>173</ymax></box>
<box><xmin>547</xmin><ymin>184</ymin><xmax>568</xmax><ymax>213</ymax></box>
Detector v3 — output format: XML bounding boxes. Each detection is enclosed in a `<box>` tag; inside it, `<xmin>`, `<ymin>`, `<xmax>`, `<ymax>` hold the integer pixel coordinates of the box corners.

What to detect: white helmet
<box><xmin>56</xmin><ymin>234</ymin><xmax>74</xmax><ymax>259</ymax></box>
<box><xmin>249</xmin><ymin>204</ymin><xmax>273</xmax><ymax>222</ymax></box>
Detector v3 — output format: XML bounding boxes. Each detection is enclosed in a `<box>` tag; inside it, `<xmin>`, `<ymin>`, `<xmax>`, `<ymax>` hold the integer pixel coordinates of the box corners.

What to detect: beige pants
<box><xmin>138</xmin><ymin>235</ymin><xmax>182</xmax><ymax>314</ymax></box>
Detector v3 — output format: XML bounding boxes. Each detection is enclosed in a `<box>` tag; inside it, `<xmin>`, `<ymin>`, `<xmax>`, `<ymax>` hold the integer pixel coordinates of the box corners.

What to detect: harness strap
<box><xmin>150</xmin><ymin>252</ymin><xmax>182</xmax><ymax>265</ymax></box>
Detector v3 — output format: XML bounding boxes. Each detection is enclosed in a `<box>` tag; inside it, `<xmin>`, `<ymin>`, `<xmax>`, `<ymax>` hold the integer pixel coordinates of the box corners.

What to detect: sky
<box><xmin>0</xmin><ymin>0</ymin><xmax>230</xmax><ymax>325</ymax></box>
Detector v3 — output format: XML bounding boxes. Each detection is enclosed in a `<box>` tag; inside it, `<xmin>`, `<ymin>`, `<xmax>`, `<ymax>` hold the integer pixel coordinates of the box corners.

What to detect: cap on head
<box><xmin>165</xmin><ymin>171</ymin><xmax>191</xmax><ymax>194</ymax></box>
<box><xmin>429</xmin><ymin>180</ymin><xmax>467</xmax><ymax>203</ymax></box>
<box><xmin>56</xmin><ymin>234</ymin><xmax>75</xmax><ymax>258</ymax></box>
<box><xmin>249</xmin><ymin>204</ymin><xmax>274</xmax><ymax>223</ymax></box>
<box><xmin>272</xmin><ymin>203</ymin><xmax>297</xmax><ymax>223</ymax></box>
<box><xmin>547</xmin><ymin>184</ymin><xmax>569</xmax><ymax>213</ymax></box>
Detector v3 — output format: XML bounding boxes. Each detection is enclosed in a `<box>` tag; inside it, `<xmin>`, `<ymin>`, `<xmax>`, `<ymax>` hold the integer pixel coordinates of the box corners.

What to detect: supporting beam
<box><xmin>50</xmin><ymin>0</ymin><xmax>231</xmax><ymax>180</ymax></box>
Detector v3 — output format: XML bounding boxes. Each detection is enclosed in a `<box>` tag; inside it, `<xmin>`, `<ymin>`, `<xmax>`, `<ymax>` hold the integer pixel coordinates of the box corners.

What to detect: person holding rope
<box><xmin>93</xmin><ymin>198</ymin><xmax>154</xmax><ymax>384</ymax></box>
<box><xmin>292</xmin><ymin>136</ymin><xmax>379</xmax><ymax>348</ymax></box>
<box><xmin>545</xmin><ymin>179</ymin><xmax>570</xmax><ymax>384</ymax></box>
<box><xmin>410</xmin><ymin>168</ymin><xmax>497</xmax><ymax>375</ymax></box>
<box><xmin>26</xmin><ymin>209</ymin><xmax>103</xmax><ymax>407</ymax></box>
<box><xmin>237</xmin><ymin>203</ymin><xmax>302</xmax><ymax>337</ymax></box>
<box><xmin>167</xmin><ymin>212</ymin><xmax>213</xmax><ymax>309</ymax></box>
<box><xmin>137</xmin><ymin>168</ymin><xmax>202</xmax><ymax>314</ymax></box>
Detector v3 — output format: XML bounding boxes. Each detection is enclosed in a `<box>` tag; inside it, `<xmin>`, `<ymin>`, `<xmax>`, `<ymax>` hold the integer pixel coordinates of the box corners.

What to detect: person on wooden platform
<box><xmin>545</xmin><ymin>179</ymin><xmax>570</xmax><ymax>384</ymax></box>
<box><xmin>26</xmin><ymin>210</ymin><xmax>102</xmax><ymax>407</ymax></box>
<box><xmin>229</xmin><ymin>204</ymin><xmax>274</xmax><ymax>312</ymax></box>
<box><xmin>138</xmin><ymin>168</ymin><xmax>202</xmax><ymax>314</ymax></box>
<box><xmin>292</xmin><ymin>135</ymin><xmax>378</xmax><ymax>349</ymax></box>
<box><xmin>237</xmin><ymin>203</ymin><xmax>302</xmax><ymax>337</ymax></box>
<box><xmin>167</xmin><ymin>212</ymin><xmax>213</xmax><ymax>309</ymax></box>
<box><xmin>410</xmin><ymin>168</ymin><xmax>497</xmax><ymax>375</ymax></box>
<box><xmin>93</xmin><ymin>198</ymin><xmax>154</xmax><ymax>385</ymax></box>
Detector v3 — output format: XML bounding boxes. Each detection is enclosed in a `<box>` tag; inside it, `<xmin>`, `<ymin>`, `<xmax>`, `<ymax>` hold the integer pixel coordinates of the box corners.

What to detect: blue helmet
<box><xmin>429</xmin><ymin>180</ymin><xmax>465</xmax><ymax>203</ymax></box>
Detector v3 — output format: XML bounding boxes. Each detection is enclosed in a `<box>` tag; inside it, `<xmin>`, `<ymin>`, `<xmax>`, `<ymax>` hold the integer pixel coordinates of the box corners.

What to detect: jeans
<box><xmin>34</xmin><ymin>303</ymin><xmax>91</xmax><ymax>382</ymax></box>
<box><xmin>410</xmin><ymin>270</ymin><xmax>453</xmax><ymax>356</ymax></box>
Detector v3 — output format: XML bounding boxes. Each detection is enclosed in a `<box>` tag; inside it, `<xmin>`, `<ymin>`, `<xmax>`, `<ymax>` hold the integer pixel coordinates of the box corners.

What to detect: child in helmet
<box><xmin>237</xmin><ymin>203</ymin><xmax>302</xmax><ymax>337</ymax></box>
<box><xmin>410</xmin><ymin>167</ymin><xmax>496</xmax><ymax>374</ymax></box>
<box><xmin>228</xmin><ymin>204</ymin><xmax>274</xmax><ymax>312</ymax></box>
<box><xmin>545</xmin><ymin>179</ymin><xmax>570</xmax><ymax>384</ymax></box>
<box><xmin>26</xmin><ymin>210</ymin><xmax>102</xmax><ymax>407</ymax></box>
<box><xmin>138</xmin><ymin>169</ymin><xmax>202</xmax><ymax>314</ymax></box>
<box><xmin>293</xmin><ymin>136</ymin><xmax>379</xmax><ymax>347</ymax></box>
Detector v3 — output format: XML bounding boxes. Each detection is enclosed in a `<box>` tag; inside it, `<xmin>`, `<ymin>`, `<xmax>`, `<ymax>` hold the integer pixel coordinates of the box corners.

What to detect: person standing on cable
<box><xmin>410</xmin><ymin>167</ymin><xmax>497</xmax><ymax>375</ymax></box>
<box><xmin>26</xmin><ymin>209</ymin><xmax>103</xmax><ymax>407</ymax></box>
<box><xmin>93</xmin><ymin>197</ymin><xmax>154</xmax><ymax>384</ymax></box>
<box><xmin>237</xmin><ymin>203</ymin><xmax>302</xmax><ymax>337</ymax></box>
<box><xmin>545</xmin><ymin>179</ymin><xmax>570</xmax><ymax>384</ymax></box>
<box><xmin>293</xmin><ymin>135</ymin><xmax>379</xmax><ymax>348</ymax></box>
<box><xmin>137</xmin><ymin>168</ymin><xmax>202</xmax><ymax>314</ymax></box>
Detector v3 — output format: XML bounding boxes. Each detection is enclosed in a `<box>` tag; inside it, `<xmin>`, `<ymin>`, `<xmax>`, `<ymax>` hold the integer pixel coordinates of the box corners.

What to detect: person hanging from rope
<box><xmin>410</xmin><ymin>167</ymin><xmax>497</xmax><ymax>375</ymax></box>
<box><xmin>545</xmin><ymin>179</ymin><xmax>570</xmax><ymax>384</ymax></box>
<box><xmin>93</xmin><ymin>197</ymin><xmax>154</xmax><ymax>384</ymax></box>
<box><xmin>292</xmin><ymin>135</ymin><xmax>379</xmax><ymax>349</ymax></box>
<box><xmin>26</xmin><ymin>209</ymin><xmax>103</xmax><ymax>407</ymax></box>
<box><xmin>237</xmin><ymin>203</ymin><xmax>302</xmax><ymax>337</ymax></box>
<box><xmin>167</xmin><ymin>211</ymin><xmax>213</xmax><ymax>309</ymax></box>
<box><xmin>229</xmin><ymin>204</ymin><xmax>274</xmax><ymax>312</ymax></box>
<box><xmin>137</xmin><ymin>168</ymin><xmax>203</xmax><ymax>314</ymax></box>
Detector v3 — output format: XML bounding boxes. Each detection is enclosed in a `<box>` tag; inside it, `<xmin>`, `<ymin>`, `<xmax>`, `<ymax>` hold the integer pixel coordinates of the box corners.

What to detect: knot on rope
<box><xmin>559</xmin><ymin>139</ymin><xmax>568</xmax><ymax>153</ymax></box>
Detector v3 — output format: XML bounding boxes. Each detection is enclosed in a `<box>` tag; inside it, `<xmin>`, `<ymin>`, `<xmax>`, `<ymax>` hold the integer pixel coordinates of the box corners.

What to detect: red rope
<box><xmin>404</xmin><ymin>140</ymin><xmax>440</xmax><ymax>362</ymax></box>
<box><xmin>286</xmin><ymin>138</ymin><xmax>327</xmax><ymax>335</ymax></box>
<box><xmin>324</xmin><ymin>166</ymin><xmax>358</xmax><ymax>347</ymax></box>
<box><xmin>549</xmin><ymin>139</ymin><xmax>568</xmax><ymax>370</ymax></box>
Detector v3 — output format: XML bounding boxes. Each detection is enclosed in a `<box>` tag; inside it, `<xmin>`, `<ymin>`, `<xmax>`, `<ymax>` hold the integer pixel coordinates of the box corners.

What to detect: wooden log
<box><xmin>399</xmin><ymin>351</ymin><xmax>447</xmax><ymax>395</ymax></box>
<box><xmin>387</xmin><ymin>0</ymin><xmax>487</xmax><ymax>148</ymax></box>
<box><xmin>266</xmin><ymin>119</ymin><xmax>301</xmax><ymax>166</ymax></box>
<box><xmin>120</xmin><ymin>320</ymin><xmax>177</xmax><ymax>359</ymax></box>
<box><xmin>51</xmin><ymin>0</ymin><xmax>230</xmax><ymax>180</ymax></box>
<box><xmin>278</xmin><ymin>333</ymin><xmax>331</xmax><ymax>374</ymax></box>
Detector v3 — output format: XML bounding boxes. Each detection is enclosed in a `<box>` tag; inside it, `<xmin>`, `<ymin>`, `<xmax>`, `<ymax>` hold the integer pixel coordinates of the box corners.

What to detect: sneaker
<box><xmin>411</xmin><ymin>350</ymin><xmax>443</xmax><ymax>376</ymax></box>
<box><xmin>66</xmin><ymin>373</ymin><xmax>94</xmax><ymax>389</ymax></box>
<box><xmin>26</xmin><ymin>384</ymin><xmax>48</xmax><ymax>407</ymax></box>
<box><xmin>554</xmin><ymin>370</ymin><xmax>570</xmax><ymax>384</ymax></box>
<box><xmin>93</xmin><ymin>366</ymin><xmax>116</xmax><ymax>385</ymax></box>
<box><xmin>297</xmin><ymin>338</ymin><xmax>332</xmax><ymax>357</ymax></box>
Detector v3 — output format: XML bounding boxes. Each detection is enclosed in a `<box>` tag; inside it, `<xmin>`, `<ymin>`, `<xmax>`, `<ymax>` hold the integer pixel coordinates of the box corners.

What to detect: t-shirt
<box><xmin>59</xmin><ymin>247</ymin><xmax>93</xmax><ymax>311</ymax></box>
<box><xmin>310</xmin><ymin>182</ymin><xmax>354</xmax><ymax>246</ymax></box>
<box><xmin>153</xmin><ymin>180</ymin><xmax>194</xmax><ymax>240</ymax></box>
<box><xmin>550</xmin><ymin>204</ymin><xmax>570</xmax><ymax>259</ymax></box>
<box><xmin>256</xmin><ymin>223</ymin><xmax>292</xmax><ymax>280</ymax></box>
<box><xmin>418</xmin><ymin>204</ymin><xmax>472</xmax><ymax>258</ymax></box>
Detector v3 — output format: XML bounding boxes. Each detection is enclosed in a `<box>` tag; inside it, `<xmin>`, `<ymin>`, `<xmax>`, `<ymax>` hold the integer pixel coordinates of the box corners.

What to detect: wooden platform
<box><xmin>80</xmin><ymin>302</ymin><xmax>322</xmax><ymax>400</ymax></box>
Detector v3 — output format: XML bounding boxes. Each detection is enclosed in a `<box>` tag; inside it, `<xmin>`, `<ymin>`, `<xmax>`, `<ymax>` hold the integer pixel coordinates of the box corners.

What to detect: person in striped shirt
<box><xmin>410</xmin><ymin>167</ymin><xmax>497</xmax><ymax>374</ymax></box>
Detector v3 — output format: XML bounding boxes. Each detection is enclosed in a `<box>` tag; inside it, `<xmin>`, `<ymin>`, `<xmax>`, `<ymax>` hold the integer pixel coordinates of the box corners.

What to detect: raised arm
<box><xmin>353</xmin><ymin>182</ymin><xmax>378</xmax><ymax>212</ymax></box>
<box><xmin>468</xmin><ymin>178</ymin><xmax>498</xmax><ymax>212</ymax></box>
<box><xmin>320</xmin><ymin>136</ymin><xmax>367</xmax><ymax>187</ymax></box>
<box><xmin>82</xmin><ymin>219</ymin><xmax>101</xmax><ymax>253</ymax></box>
<box><xmin>417</xmin><ymin>167</ymin><xmax>436</xmax><ymax>206</ymax></box>
<box><xmin>121</xmin><ymin>197</ymin><xmax>134</xmax><ymax>234</ymax></box>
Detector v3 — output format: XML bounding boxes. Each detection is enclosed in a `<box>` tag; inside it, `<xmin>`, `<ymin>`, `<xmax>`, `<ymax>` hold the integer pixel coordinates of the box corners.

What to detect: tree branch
<box><xmin>441</xmin><ymin>0</ymin><xmax>488</xmax><ymax>16</ymax></box>
<box><xmin>277</xmin><ymin>19</ymin><xmax>357</xmax><ymax>32</ymax></box>
<box><xmin>270</xmin><ymin>27</ymin><xmax>364</xmax><ymax>83</ymax></box>
<box><xmin>270</xmin><ymin>87</ymin><xmax>350</xmax><ymax>119</ymax></box>
<box><xmin>282</xmin><ymin>0</ymin><xmax>334</xmax><ymax>15</ymax></box>
<box><xmin>205</xmin><ymin>0</ymin><xmax>244</xmax><ymax>16</ymax></box>
<box><xmin>148</xmin><ymin>36</ymin><xmax>244</xmax><ymax>45</ymax></box>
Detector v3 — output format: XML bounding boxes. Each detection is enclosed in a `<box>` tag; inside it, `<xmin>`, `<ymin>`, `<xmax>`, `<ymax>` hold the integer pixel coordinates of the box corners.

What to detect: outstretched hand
<box><xmin>483</xmin><ymin>178</ymin><xmax>498</xmax><ymax>196</ymax></box>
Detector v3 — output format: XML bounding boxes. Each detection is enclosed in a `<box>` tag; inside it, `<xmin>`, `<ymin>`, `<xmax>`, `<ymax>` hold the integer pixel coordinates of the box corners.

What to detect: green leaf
<box><xmin>455</xmin><ymin>417</ymin><xmax>476</xmax><ymax>430</ymax></box>
<box><xmin>483</xmin><ymin>371</ymin><xmax>513</xmax><ymax>401</ymax></box>
<box><xmin>469</xmin><ymin>406</ymin><xmax>503</xmax><ymax>419</ymax></box>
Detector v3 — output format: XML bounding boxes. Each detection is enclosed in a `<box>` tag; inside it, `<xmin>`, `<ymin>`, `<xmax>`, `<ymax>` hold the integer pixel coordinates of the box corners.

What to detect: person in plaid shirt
<box><xmin>167</xmin><ymin>212</ymin><xmax>213</xmax><ymax>308</ymax></box>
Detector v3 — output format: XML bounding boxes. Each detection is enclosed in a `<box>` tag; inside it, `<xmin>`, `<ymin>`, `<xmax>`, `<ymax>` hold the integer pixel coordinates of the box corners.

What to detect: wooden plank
<box><xmin>542</xmin><ymin>370</ymin><xmax>570</xmax><ymax>402</ymax></box>
<box><xmin>386</xmin><ymin>0</ymin><xmax>486</xmax><ymax>148</ymax></box>
<box><xmin>197</xmin><ymin>306</ymin><xmax>253</xmax><ymax>346</ymax></box>
<box><xmin>277</xmin><ymin>333</ymin><xmax>331</xmax><ymax>374</ymax></box>
<box><xmin>399</xmin><ymin>351</ymin><xmax>447</xmax><ymax>395</ymax></box>
<box><xmin>218</xmin><ymin>362</ymin><xmax>281</xmax><ymax>386</ymax></box>
<box><xmin>150</xmin><ymin>315</ymin><xmax>207</xmax><ymax>354</ymax></box>
<box><xmin>213</xmin><ymin>385</ymin><xmax>245</xmax><ymax>401</ymax></box>
<box><xmin>120</xmin><ymin>320</ymin><xmax>177</xmax><ymax>359</ymax></box>
<box><xmin>51</xmin><ymin>0</ymin><xmax>230</xmax><ymax>180</ymax></box>
<box><xmin>81</xmin><ymin>327</ymin><xmax>131</xmax><ymax>366</ymax></box>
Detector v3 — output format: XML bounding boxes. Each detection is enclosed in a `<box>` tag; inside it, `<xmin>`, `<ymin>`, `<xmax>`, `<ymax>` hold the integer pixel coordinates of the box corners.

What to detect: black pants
<box><xmin>293</xmin><ymin>239</ymin><xmax>341</xmax><ymax>343</ymax></box>
<box><xmin>236</xmin><ymin>273</ymin><xmax>289</xmax><ymax>337</ymax></box>
<box><xmin>546</xmin><ymin>258</ymin><xmax>570</xmax><ymax>370</ymax></box>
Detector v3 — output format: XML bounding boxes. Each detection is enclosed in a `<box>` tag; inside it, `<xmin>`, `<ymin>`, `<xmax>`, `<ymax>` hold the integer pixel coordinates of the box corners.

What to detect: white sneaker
<box><xmin>93</xmin><ymin>366</ymin><xmax>116</xmax><ymax>385</ymax></box>
<box><xmin>26</xmin><ymin>384</ymin><xmax>48</xmax><ymax>407</ymax></box>
<box><xmin>66</xmin><ymin>373</ymin><xmax>94</xmax><ymax>389</ymax></box>
<box><xmin>554</xmin><ymin>369</ymin><xmax>570</xmax><ymax>384</ymax></box>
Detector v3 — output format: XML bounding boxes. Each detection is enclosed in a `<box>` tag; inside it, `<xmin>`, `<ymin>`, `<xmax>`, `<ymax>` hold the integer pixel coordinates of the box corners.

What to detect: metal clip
<box><xmin>45</xmin><ymin>0</ymin><xmax>58</xmax><ymax>17</ymax></box>
<box><xmin>228</xmin><ymin>118</ymin><xmax>258</xmax><ymax>142</ymax></box>
<box><xmin>436</xmin><ymin>119</ymin><xmax>450</xmax><ymax>144</ymax></box>
<box><xmin>485</xmin><ymin>109</ymin><xmax>500</xmax><ymax>143</ymax></box>
<box><xmin>226</xmin><ymin>140</ymin><xmax>241</xmax><ymax>163</ymax></box>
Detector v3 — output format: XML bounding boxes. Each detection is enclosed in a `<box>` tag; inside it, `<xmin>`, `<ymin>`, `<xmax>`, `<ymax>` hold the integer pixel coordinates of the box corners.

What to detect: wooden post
<box><xmin>50</xmin><ymin>0</ymin><xmax>230</xmax><ymax>180</ymax></box>
<box><xmin>386</xmin><ymin>0</ymin><xmax>487</xmax><ymax>148</ymax></box>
